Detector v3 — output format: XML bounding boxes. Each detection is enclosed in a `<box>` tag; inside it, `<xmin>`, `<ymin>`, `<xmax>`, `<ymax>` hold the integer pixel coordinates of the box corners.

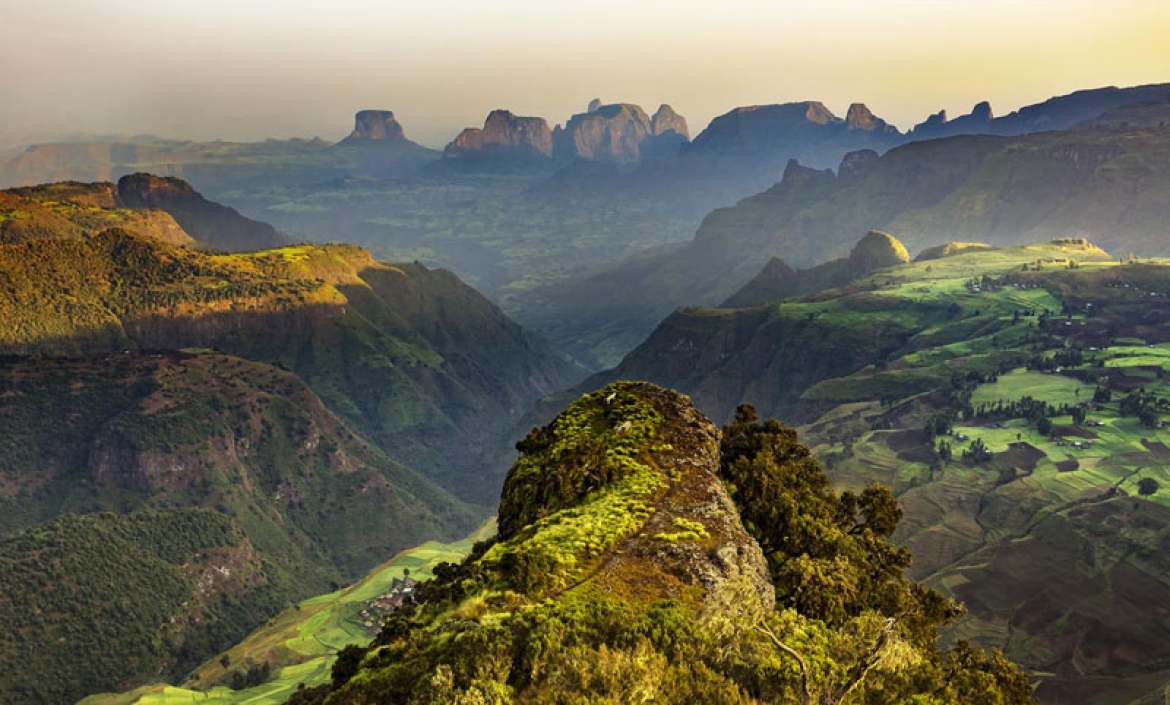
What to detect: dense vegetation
<box><xmin>286</xmin><ymin>383</ymin><xmax>1034</xmax><ymax>704</ymax></box>
<box><xmin>0</xmin><ymin>510</ymin><xmax>296</xmax><ymax>705</ymax></box>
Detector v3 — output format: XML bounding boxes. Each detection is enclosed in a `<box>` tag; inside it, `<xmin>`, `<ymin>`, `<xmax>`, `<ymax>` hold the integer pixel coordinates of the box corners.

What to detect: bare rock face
<box><xmin>553</xmin><ymin>103</ymin><xmax>656</xmax><ymax>163</ymax></box>
<box><xmin>845</xmin><ymin>103</ymin><xmax>894</xmax><ymax>133</ymax></box>
<box><xmin>442</xmin><ymin>109</ymin><xmax>553</xmax><ymax>162</ymax></box>
<box><xmin>651</xmin><ymin>103</ymin><xmax>690</xmax><ymax>139</ymax></box>
<box><xmin>345</xmin><ymin>110</ymin><xmax>406</xmax><ymax>142</ymax></box>
<box><xmin>640</xmin><ymin>103</ymin><xmax>691</xmax><ymax>160</ymax></box>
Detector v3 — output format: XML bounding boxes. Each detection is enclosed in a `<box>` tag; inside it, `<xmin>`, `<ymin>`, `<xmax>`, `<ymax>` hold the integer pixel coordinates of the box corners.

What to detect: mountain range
<box><xmin>0</xmin><ymin>177</ymin><xmax>573</xmax><ymax>703</ymax></box>
<box><xmin>6</xmin><ymin>79</ymin><xmax>1170</xmax><ymax>705</ymax></box>
<box><xmin>4</xmin><ymin>84</ymin><xmax>1166</xmax><ymax>357</ymax></box>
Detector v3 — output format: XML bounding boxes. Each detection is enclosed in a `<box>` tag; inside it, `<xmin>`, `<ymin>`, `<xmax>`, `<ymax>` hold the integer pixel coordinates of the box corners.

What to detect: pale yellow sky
<box><xmin>1</xmin><ymin>0</ymin><xmax>1168</xmax><ymax>148</ymax></box>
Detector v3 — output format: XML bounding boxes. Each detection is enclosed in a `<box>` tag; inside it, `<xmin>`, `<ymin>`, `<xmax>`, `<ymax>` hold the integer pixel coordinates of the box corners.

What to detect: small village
<box><xmin>357</xmin><ymin>575</ymin><xmax>419</xmax><ymax>633</ymax></box>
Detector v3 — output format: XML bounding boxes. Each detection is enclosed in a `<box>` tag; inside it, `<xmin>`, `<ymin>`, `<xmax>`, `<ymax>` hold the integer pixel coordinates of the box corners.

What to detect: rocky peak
<box><xmin>345</xmin><ymin>110</ymin><xmax>406</xmax><ymax>142</ymax></box>
<box><xmin>495</xmin><ymin>381</ymin><xmax>774</xmax><ymax>606</ymax></box>
<box><xmin>845</xmin><ymin>102</ymin><xmax>894</xmax><ymax>133</ymax></box>
<box><xmin>804</xmin><ymin>101</ymin><xmax>839</xmax><ymax>125</ymax></box>
<box><xmin>587</xmin><ymin>98</ymin><xmax>602</xmax><ymax>113</ymax></box>
<box><xmin>443</xmin><ymin>109</ymin><xmax>553</xmax><ymax>161</ymax></box>
<box><xmin>970</xmin><ymin>100</ymin><xmax>994</xmax><ymax>122</ymax></box>
<box><xmin>847</xmin><ymin>230</ymin><xmax>911</xmax><ymax>271</ymax></box>
<box><xmin>553</xmin><ymin>102</ymin><xmax>655</xmax><ymax>163</ymax></box>
<box><xmin>914</xmin><ymin>109</ymin><xmax>948</xmax><ymax>133</ymax></box>
<box><xmin>651</xmin><ymin>104</ymin><xmax>689</xmax><ymax>139</ymax></box>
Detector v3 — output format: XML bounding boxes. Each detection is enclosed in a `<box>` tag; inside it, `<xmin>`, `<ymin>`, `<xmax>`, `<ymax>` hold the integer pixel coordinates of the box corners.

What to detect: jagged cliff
<box><xmin>553</xmin><ymin>102</ymin><xmax>689</xmax><ymax>163</ymax></box>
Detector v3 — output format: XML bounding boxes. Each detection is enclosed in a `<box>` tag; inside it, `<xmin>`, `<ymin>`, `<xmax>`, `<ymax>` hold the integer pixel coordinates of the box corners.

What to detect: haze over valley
<box><xmin>3</xmin><ymin>2</ymin><xmax>1170</xmax><ymax>704</ymax></box>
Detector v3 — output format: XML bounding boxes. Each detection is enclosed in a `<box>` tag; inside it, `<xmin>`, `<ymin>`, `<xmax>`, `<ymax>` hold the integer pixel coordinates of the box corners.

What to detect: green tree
<box><xmin>720</xmin><ymin>405</ymin><xmax>1035</xmax><ymax>704</ymax></box>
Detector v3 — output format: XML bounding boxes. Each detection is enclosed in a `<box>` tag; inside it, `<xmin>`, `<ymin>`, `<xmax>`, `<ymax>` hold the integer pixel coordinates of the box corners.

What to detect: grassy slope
<box><xmin>591</xmin><ymin>241</ymin><xmax>1170</xmax><ymax>703</ymax></box>
<box><xmin>79</xmin><ymin>523</ymin><xmax>493</xmax><ymax>705</ymax></box>
<box><xmin>795</xmin><ymin>253</ymin><xmax>1170</xmax><ymax>704</ymax></box>
<box><xmin>0</xmin><ymin>187</ymin><xmax>192</xmax><ymax>246</ymax></box>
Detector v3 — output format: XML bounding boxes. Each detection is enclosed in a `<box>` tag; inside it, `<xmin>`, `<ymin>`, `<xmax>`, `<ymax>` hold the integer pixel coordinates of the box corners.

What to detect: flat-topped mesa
<box><xmin>342</xmin><ymin>109</ymin><xmax>406</xmax><ymax>142</ymax></box>
<box><xmin>443</xmin><ymin>109</ymin><xmax>553</xmax><ymax>161</ymax></box>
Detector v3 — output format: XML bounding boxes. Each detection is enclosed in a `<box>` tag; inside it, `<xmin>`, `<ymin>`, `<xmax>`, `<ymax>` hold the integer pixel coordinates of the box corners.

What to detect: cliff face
<box><xmin>342</xmin><ymin>109</ymin><xmax>407</xmax><ymax>142</ymax></box>
<box><xmin>553</xmin><ymin>102</ymin><xmax>687</xmax><ymax>163</ymax></box>
<box><xmin>442</xmin><ymin>109</ymin><xmax>554</xmax><ymax>163</ymax></box>
<box><xmin>116</xmin><ymin>173</ymin><xmax>286</xmax><ymax>251</ymax></box>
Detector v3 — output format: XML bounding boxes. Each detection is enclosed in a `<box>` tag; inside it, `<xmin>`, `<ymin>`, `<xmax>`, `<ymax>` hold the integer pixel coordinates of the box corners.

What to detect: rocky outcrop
<box><xmin>845</xmin><ymin>103</ymin><xmax>896</xmax><ymax>133</ymax></box>
<box><xmin>910</xmin><ymin>101</ymin><xmax>994</xmax><ymax>139</ymax></box>
<box><xmin>342</xmin><ymin>110</ymin><xmax>406</xmax><ymax>142</ymax></box>
<box><xmin>116</xmin><ymin>173</ymin><xmax>285</xmax><ymax>251</ymax></box>
<box><xmin>641</xmin><ymin>104</ymin><xmax>691</xmax><ymax>159</ymax></box>
<box><xmin>494</xmin><ymin>381</ymin><xmax>774</xmax><ymax>606</ymax></box>
<box><xmin>687</xmin><ymin>101</ymin><xmax>897</xmax><ymax>157</ymax></box>
<box><xmin>553</xmin><ymin>103</ymin><xmax>666</xmax><ymax>163</ymax></box>
<box><xmin>651</xmin><ymin>104</ymin><xmax>689</xmax><ymax>139</ymax></box>
<box><xmin>442</xmin><ymin>109</ymin><xmax>553</xmax><ymax>163</ymax></box>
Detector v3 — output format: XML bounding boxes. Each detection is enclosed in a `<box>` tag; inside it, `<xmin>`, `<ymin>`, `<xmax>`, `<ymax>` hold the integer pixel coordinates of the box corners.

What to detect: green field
<box><xmin>80</xmin><ymin>522</ymin><xmax>494</xmax><ymax>705</ymax></box>
<box><xmin>970</xmin><ymin>369</ymin><xmax>1086</xmax><ymax>407</ymax></box>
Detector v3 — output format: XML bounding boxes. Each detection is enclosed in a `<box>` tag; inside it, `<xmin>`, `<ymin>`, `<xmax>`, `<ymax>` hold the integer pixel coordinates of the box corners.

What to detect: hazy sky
<box><xmin>2</xmin><ymin>0</ymin><xmax>1168</xmax><ymax>149</ymax></box>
